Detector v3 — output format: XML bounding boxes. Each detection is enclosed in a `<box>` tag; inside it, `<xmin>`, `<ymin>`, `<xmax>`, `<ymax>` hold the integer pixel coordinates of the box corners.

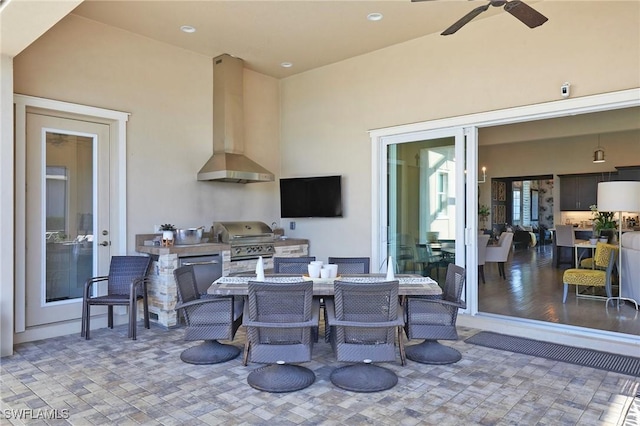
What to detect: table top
<box><xmin>209</xmin><ymin>274</ymin><xmax>441</xmax><ymax>297</ymax></box>
<box><xmin>574</xmin><ymin>241</ymin><xmax>618</xmax><ymax>248</ymax></box>
<box><xmin>574</xmin><ymin>241</ymin><xmax>597</xmax><ymax>248</ymax></box>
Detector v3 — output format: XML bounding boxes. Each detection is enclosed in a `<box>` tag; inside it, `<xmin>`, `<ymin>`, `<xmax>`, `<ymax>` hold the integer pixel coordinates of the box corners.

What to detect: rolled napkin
<box><xmin>385</xmin><ymin>256</ymin><xmax>395</xmax><ymax>280</ymax></box>
<box><xmin>255</xmin><ymin>256</ymin><xmax>265</xmax><ymax>282</ymax></box>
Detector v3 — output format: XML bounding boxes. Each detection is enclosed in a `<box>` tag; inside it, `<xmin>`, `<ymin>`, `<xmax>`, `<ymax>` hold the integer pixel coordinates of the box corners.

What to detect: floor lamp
<box><xmin>597</xmin><ymin>181</ymin><xmax>640</xmax><ymax>310</ymax></box>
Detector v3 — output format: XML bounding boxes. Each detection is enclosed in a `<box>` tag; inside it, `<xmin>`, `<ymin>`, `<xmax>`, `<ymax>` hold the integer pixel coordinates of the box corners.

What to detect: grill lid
<box><xmin>213</xmin><ymin>221</ymin><xmax>274</xmax><ymax>243</ymax></box>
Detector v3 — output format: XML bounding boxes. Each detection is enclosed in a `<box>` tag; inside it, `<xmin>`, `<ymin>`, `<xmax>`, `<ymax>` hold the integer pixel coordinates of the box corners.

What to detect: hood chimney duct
<box><xmin>197</xmin><ymin>54</ymin><xmax>275</xmax><ymax>183</ymax></box>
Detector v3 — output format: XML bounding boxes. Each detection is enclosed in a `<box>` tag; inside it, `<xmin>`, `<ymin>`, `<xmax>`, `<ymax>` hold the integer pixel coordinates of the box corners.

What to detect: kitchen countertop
<box><xmin>273</xmin><ymin>237</ymin><xmax>308</xmax><ymax>246</ymax></box>
<box><xmin>137</xmin><ymin>242</ymin><xmax>228</xmax><ymax>256</ymax></box>
<box><xmin>135</xmin><ymin>234</ymin><xmax>308</xmax><ymax>256</ymax></box>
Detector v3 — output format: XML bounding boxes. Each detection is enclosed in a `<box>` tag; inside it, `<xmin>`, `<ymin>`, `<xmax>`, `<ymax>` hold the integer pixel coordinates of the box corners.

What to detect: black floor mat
<box><xmin>465</xmin><ymin>331</ymin><xmax>640</xmax><ymax>377</ymax></box>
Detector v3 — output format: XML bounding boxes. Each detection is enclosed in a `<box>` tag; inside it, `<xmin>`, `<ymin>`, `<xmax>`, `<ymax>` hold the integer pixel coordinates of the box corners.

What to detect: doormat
<box><xmin>465</xmin><ymin>331</ymin><xmax>640</xmax><ymax>377</ymax></box>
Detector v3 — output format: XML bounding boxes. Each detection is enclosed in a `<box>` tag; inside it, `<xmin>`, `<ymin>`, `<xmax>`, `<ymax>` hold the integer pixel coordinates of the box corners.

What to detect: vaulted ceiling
<box><xmin>70</xmin><ymin>0</ymin><xmax>510</xmax><ymax>78</ymax></box>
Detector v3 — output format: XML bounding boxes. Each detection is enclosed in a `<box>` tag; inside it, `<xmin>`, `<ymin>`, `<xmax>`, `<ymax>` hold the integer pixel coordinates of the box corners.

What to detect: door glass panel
<box><xmin>45</xmin><ymin>132</ymin><xmax>94</xmax><ymax>303</ymax></box>
<box><xmin>387</xmin><ymin>137</ymin><xmax>456</xmax><ymax>278</ymax></box>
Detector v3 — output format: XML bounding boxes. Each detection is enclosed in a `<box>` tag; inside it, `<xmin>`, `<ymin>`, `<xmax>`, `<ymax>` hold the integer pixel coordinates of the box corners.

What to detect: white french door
<box><xmin>25</xmin><ymin>113</ymin><xmax>111</xmax><ymax>327</ymax></box>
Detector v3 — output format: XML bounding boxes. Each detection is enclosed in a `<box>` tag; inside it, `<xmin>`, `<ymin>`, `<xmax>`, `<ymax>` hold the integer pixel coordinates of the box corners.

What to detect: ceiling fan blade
<box><xmin>503</xmin><ymin>0</ymin><xmax>548</xmax><ymax>28</ymax></box>
<box><xmin>441</xmin><ymin>4</ymin><xmax>491</xmax><ymax>36</ymax></box>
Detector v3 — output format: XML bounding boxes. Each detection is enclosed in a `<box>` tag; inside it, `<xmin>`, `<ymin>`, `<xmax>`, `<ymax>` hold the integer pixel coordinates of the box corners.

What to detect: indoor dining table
<box><xmin>208</xmin><ymin>273</ymin><xmax>442</xmax><ymax>298</ymax></box>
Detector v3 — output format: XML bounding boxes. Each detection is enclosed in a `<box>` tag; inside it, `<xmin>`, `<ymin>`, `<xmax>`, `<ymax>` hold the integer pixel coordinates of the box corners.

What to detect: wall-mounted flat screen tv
<box><xmin>279</xmin><ymin>175</ymin><xmax>343</xmax><ymax>218</ymax></box>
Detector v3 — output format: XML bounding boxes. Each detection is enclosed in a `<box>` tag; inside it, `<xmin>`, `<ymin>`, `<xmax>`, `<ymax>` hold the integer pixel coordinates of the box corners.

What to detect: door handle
<box><xmin>99</xmin><ymin>241</ymin><xmax>110</xmax><ymax>246</ymax></box>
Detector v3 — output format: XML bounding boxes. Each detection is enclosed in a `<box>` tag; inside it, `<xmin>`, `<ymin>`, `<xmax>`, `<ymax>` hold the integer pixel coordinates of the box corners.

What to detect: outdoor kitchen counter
<box><xmin>135</xmin><ymin>233</ymin><xmax>227</xmax><ymax>256</ymax></box>
<box><xmin>135</xmin><ymin>234</ymin><xmax>308</xmax><ymax>255</ymax></box>
<box><xmin>134</xmin><ymin>233</ymin><xmax>309</xmax><ymax>328</ymax></box>
<box><xmin>136</xmin><ymin>243</ymin><xmax>228</xmax><ymax>256</ymax></box>
<box><xmin>273</xmin><ymin>237</ymin><xmax>308</xmax><ymax>246</ymax></box>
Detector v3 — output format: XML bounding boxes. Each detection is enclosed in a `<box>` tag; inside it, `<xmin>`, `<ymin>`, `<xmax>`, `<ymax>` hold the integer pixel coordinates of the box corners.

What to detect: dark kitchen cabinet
<box><xmin>559</xmin><ymin>174</ymin><xmax>603</xmax><ymax>211</ymax></box>
<box><xmin>615</xmin><ymin>165</ymin><xmax>640</xmax><ymax>181</ymax></box>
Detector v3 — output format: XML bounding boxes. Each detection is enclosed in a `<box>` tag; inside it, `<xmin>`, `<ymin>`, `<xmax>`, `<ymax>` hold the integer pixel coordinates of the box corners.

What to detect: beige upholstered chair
<box><xmin>477</xmin><ymin>234</ymin><xmax>490</xmax><ymax>284</ymax></box>
<box><xmin>554</xmin><ymin>225</ymin><xmax>587</xmax><ymax>267</ymax></box>
<box><xmin>485</xmin><ymin>232</ymin><xmax>514</xmax><ymax>279</ymax></box>
<box><xmin>562</xmin><ymin>243</ymin><xmax>618</xmax><ymax>303</ymax></box>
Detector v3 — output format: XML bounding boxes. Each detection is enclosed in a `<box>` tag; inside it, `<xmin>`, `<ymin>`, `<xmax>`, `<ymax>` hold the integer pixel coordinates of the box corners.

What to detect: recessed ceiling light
<box><xmin>280</xmin><ymin>62</ymin><xmax>293</xmax><ymax>68</ymax></box>
<box><xmin>367</xmin><ymin>13</ymin><xmax>383</xmax><ymax>22</ymax></box>
<box><xmin>180</xmin><ymin>25</ymin><xmax>196</xmax><ymax>33</ymax></box>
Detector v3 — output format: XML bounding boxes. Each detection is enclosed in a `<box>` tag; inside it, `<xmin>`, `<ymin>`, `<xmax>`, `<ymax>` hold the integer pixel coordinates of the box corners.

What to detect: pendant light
<box><xmin>593</xmin><ymin>135</ymin><xmax>605</xmax><ymax>163</ymax></box>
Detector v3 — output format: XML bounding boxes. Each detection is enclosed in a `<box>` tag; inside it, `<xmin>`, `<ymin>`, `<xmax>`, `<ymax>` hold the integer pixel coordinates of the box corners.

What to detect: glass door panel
<box><xmin>387</xmin><ymin>137</ymin><xmax>457</xmax><ymax>280</ymax></box>
<box><xmin>45</xmin><ymin>133</ymin><xmax>94</xmax><ymax>302</ymax></box>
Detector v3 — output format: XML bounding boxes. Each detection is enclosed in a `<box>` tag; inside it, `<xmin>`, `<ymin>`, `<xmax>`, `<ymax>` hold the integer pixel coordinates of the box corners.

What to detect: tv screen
<box><xmin>280</xmin><ymin>175</ymin><xmax>343</xmax><ymax>218</ymax></box>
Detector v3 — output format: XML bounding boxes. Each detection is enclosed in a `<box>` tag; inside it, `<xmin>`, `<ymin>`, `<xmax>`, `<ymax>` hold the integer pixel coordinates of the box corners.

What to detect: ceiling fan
<box><xmin>413</xmin><ymin>0</ymin><xmax>548</xmax><ymax>36</ymax></box>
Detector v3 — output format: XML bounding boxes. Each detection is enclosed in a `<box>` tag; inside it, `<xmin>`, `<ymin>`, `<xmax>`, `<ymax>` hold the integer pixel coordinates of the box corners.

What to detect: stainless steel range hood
<box><xmin>197</xmin><ymin>54</ymin><xmax>275</xmax><ymax>183</ymax></box>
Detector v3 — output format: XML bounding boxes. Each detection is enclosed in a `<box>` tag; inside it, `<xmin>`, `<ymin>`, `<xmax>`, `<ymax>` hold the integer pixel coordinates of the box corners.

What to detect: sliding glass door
<box><xmin>374</xmin><ymin>127</ymin><xmax>473</xmax><ymax>291</ymax></box>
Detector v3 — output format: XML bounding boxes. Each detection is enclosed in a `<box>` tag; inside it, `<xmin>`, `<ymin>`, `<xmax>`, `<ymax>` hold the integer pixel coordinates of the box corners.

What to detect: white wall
<box><xmin>279</xmin><ymin>1</ymin><xmax>640</xmax><ymax>263</ymax></box>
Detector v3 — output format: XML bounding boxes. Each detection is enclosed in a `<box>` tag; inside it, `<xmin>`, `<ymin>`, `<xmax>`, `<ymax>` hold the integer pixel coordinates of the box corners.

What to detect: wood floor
<box><xmin>478</xmin><ymin>243</ymin><xmax>640</xmax><ymax>336</ymax></box>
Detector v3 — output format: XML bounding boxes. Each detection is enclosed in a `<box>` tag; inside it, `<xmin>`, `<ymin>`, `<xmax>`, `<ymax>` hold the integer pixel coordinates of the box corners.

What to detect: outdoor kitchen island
<box><xmin>136</xmin><ymin>234</ymin><xmax>309</xmax><ymax>328</ymax></box>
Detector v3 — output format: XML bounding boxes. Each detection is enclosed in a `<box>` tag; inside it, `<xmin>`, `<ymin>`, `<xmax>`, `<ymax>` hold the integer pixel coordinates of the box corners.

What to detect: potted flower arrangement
<box><xmin>159</xmin><ymin>224</ymin><xmax>176</xmax><ymax>244</ymax></box>
<box><xmin>479</xmin><ymin>205</ymin><xmax>491</xmax><ymax>230</ymax></box>
<box><xmin>589</xmin><ymin>205</ymin><xmax>616</xmax><ymax>242</ymax></box>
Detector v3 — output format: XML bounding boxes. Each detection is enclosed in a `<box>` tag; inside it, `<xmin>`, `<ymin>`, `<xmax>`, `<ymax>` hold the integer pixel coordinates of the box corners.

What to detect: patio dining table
<box><xmin>208</xmin><ymin>274</ymin><xmax>442</xmax><ymax>298</ymax></box>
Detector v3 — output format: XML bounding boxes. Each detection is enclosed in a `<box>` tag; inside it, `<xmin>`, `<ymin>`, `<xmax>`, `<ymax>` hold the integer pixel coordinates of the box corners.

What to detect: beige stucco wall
<box><xmin>13</xmin><ymin>14</ymin><xmax>282</xmax><ymax>252</ymax></box>
<box><xmin>279</xmin><ymin>1</ymin><xmax>640</xmax><ymax>264</ymax></box>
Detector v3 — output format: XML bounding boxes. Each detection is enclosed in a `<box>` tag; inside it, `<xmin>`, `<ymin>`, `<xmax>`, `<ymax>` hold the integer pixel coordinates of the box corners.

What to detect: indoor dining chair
<box><xmin>554</xmin><ymin>225</ymin><xmax>587</xmax><ymax>268</ymax></box>
<box><xmin>485</xmin><ymin>231</ymin><xmax>514</xmax><ymax>279</ymax></box>
<box><xmin>478</xmin><ymin>234</ymin><xmax>490</xmax><ymax>284</ymax></box>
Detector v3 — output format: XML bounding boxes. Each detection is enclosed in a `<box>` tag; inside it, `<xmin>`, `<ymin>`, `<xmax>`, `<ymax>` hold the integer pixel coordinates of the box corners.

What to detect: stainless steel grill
<box><xmin>212</xmin><ymin>221</ymin><xmax>275</xmax><ymax>261</ymax></box>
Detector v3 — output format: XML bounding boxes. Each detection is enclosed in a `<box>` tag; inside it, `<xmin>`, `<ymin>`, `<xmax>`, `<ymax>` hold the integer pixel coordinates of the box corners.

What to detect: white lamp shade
<box><xmin>597</xmin><ymin>181</ymin><xmax>640</xmax><ymax>212</ymax></box>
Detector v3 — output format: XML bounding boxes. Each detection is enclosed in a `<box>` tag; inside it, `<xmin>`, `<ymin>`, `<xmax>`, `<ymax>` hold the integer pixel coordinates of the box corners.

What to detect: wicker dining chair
<box><xmin>404</xmin><ymin>263</ymin><xmax>466</xmax><ymax>365</ymax></box>
<box><xmin>243</xmin><ymin>280</ymin><xmax>319</xmax><ymax>392</ymax></box>
<box><xmin>325</xmin><ymin>279</ymin><xmax>405</xmax><ymax>392</ymax></box>
<box><xmin>174</xmin><ymin>265</ymin><xmax>242</xmax><ymax>364</ymax></box>
<box><xmin>327</xmin><ymin>257</ymin><xmax>370</xmax><ymax>274</ymax></box>
<box><xmin>81</xmin><ymin>255</ymin><xmax>151</xmax><ymax>340</ymax></box>
<box><xmin>272</xmin><ymin>256</ymin><xmax>316</xmax><ymax>274</ymax></box>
